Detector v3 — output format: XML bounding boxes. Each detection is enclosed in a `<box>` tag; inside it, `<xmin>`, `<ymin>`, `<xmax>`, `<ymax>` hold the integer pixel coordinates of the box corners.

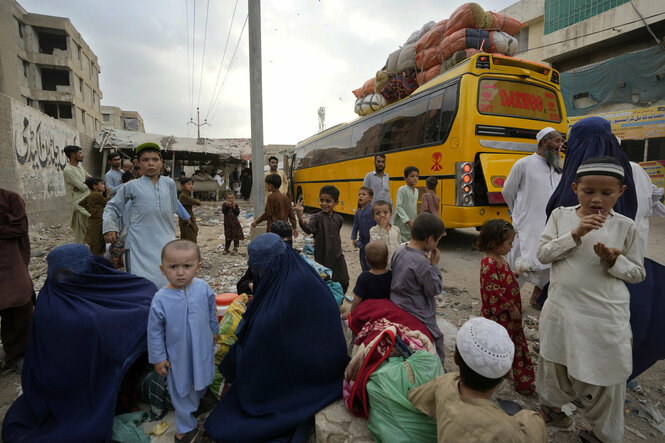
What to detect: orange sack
<box><xmin>444</xmin><ymin>3</ymin><xmax>491</xmax><ymax>38</ymax></box>
<box><xmin>415</xmin><ymin>46</ymin><xmax>442</xmax><ymax>72</ymax></box>
<box><xmin>352</xmin><ymin>77</ymin><xmax>376</xmax><ymax>99</ymax></box>
<box><xmin>488</xmin><ymin>11</ymin><xmax>524</xmax><ymax>35</ymax></box>
<box><xmin>416</xmin><ymin>64</ymin><xmax>441</xmax><ymax>86</ymax></box>
<box><xmin>414</xmin><ymin>19</ymin><xmax>448</xmax><ymax>53</ymax></box>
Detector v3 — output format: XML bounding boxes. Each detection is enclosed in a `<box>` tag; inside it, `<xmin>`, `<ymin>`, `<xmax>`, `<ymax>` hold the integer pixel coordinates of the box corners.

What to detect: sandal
<box><xmin>579</xmin><ymin>430</ymin><xmax>603</xmax><ymax>442</ymax></box>
<box><xmin>540</xmin><ymin>404</ymin><xmax>573</xmax><ymax>428</ymax></box>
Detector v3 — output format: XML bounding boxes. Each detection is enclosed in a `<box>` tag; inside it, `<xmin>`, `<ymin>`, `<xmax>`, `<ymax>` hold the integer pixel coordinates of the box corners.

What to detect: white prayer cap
<box><xmin>456</xmin><ymin>317</ymin><xmax>514</xmax><ymax>379</ymax></box>
<box><xmin>217</xmin><ymin>169</ymin><xmax>223</xmax><ymax>174</ymax></box>
<box><xmin>536</xmin><ymin>127</ymin><xmax>557</xmax><ymax>143</ymax></box>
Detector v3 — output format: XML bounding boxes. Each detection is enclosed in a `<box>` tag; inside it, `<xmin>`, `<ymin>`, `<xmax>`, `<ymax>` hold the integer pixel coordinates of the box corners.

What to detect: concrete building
<box><xmin>101</xmin><ymin>105</ymin><xmax>145</xmax><ymax>132</ymax></box>
<box><xmin>0</xmin><ymin>0</ymin><xmax>103</xmax><ymax>138</ymax></box>
<box><xmin>501</xmin><ymin>0</ymin><xmax>665</xmax><ymax>165</ymax></box>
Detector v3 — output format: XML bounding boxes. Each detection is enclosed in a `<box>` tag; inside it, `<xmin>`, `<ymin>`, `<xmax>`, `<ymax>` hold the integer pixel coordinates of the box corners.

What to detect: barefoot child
<box><xmin>369</xmin><ymin>200</ymin><xmax>400</xmax><ymax>269</ymax></box>
<box><xmin>394</xmin><ymin>166</ymin><xmax>419</xmax><ymax>242</ymax></box>
<box><xmin>390</xmin><ymin>213</ymin><xmax>446</xmax><ymax>363</ymax></box>
<box><xmin>178</xmin><ymin>177</ymin><xmax>200</xmax><ymax>243</ymax></box>
<box><xmin>351</xmin><ymin>186</ymin><xmax>375</xmax><ymax>272</ymax></box>
<box><xmin>295</xmin><ymin>185</ymin><xmax>350</xmax><ymax>293</ymax></box>
<box><xmin>148</xmin><ymin>240</ymin><xmax>219</xmax><ymax>442</ymax></box>
<box><xmin>79</xmin><ymin>177</ymin><xmax>109</xmax><ymax>255</ymax></box>
<box><xmin>221</xmin><ymin>190</ymin><xmax>244</xmax><ymax>254</ymax></box>
<box><xmin>536</xmin><ymin>156</ymin><xmax>645</xmax><ymax>442</ymax></box>
<box><xmin>478</xmin><ymin>219</ymin><xmax>535</xmax><ymax>395</ymax></box>
<box><xmin>408</xmin><ymin>317</ymin><xmax>546</xmax><ymax>442</ymax></box>
<box><xmin>347</xmin><ymin>240</ymin><xmax>392</xmax><ymax>314</ymax></box>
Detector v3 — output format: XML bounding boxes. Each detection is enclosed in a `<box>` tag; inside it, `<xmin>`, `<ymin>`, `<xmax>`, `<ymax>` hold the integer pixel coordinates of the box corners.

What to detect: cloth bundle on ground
<box><xmin>205</xmin><ymin>234</ymin><xmax>348</xmax><ymax>442</ymax></box>
<box><xmin>2</xmin><ymin>244</ymin><xmax>156</xmax><ymax>443</ymax></box>
<box><xmin>343</xmin><ymin>298</ymin><xmax>439</xmax><ymax>417</ymax></box>
<box><xmin>444</xmin><ymin>3</ymin><xmax>523</xmax><ymax>38</ymax></box>
<box><xmin>366</xmin><ymin>352</ymin><xmax>443</xmax><ymax>442</ymax></box>
<box><xmin>541</xmin><ymin>116</ymin><xmax>665</xmax><ymax>380</ymax></box>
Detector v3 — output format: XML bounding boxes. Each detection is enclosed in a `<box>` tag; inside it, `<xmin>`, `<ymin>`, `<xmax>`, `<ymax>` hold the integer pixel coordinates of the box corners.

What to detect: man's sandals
<box><xmin>539</xmin><ymin>405</ymin><xmax>573</xmax><ymax>428</ymax></box>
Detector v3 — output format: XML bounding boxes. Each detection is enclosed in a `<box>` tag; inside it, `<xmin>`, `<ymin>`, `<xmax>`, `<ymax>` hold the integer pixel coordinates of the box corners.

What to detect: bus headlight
<box><xmin>455</xmin><ymin>162</ymin><xmax>474</xmax><ymax>207</ymax></box>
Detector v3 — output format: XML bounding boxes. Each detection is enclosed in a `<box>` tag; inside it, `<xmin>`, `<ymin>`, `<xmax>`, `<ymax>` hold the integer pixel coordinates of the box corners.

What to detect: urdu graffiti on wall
<box><xmin>11</xmin><ymin>100</ymin><xmax>79</xmax><ymax>200</ymax></box>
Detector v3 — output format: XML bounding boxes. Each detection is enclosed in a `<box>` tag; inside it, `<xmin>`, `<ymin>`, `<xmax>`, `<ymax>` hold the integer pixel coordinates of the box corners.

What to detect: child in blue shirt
<box><xmin>148</xmin><ymin>240</ymin><xmax>219</xmax><ymax>442</ymax></box>
<box><xmin>351</xmin><ymin>186</ymin><xmax>376</xmax><ymax>272</ymax></box>
<box><xmin>348</xmin><ymin>240</ymin><xmax>392</xmax><ymax>314</ymax></box>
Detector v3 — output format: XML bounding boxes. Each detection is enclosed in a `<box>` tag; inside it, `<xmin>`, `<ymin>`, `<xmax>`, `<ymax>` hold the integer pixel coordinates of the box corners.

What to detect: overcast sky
<box><xmin>19</xmin><ymin>0</ymin><xmax>517</xmax><ymax>144</ymax></box>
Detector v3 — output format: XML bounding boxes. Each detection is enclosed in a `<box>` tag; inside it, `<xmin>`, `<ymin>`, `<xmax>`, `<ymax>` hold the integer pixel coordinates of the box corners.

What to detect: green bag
<box><xmin>111</xmin><ymin>411</ymin><xmax>150</xmax><ymax>443</ymax></box>
<box><xmin>366</xmin><ymin>351</ymin><xmax>443</xmax><ymax>443</ymax></box>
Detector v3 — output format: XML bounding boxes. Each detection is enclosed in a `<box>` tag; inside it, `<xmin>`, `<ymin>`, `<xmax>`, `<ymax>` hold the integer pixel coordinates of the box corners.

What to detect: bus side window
<box><xmin>379</xmin><ymin>98</ymin><xmax>427</xmax><ymax>152</ymax></box>
<box><xmin>439</xmin><ymin>83</ymin><xmax>459</xmax><ymax>141</ymax></box>
<box><xmin>328</xmin><ymin>128</ymin><xmax>352</xmax><ymax>163</ymax></box>
<box><xmin>312</xmin><ymin>136</ymin><xmax>331</xmax><ymax>166</ymax></box>
<box><xmin>351</xmin><ymin>115</ymin><xmax>381</xmax><ymax>158</ymax></box>
<box><xmin>297</xmin><ymin>142</ymin><xmax>317</xmax><ymax>169</ymax></box>
<box><xmin>423</xmin><ymin>91</ymin><xmax>444</xmax><ymax>144</ymax></box>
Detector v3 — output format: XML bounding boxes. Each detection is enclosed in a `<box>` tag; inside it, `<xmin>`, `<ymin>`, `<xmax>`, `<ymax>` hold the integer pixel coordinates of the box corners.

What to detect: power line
<box><xmin>185</xmin><ymin>0</ymin><xmax>192</xmax><ymax>122</ymax></box>
<box><xmin>196</xmin><ymin>0</ymin><xmax>211</xmax><ymax>108</ymax></box>
<box><xmin>190</xmin><ymin>0</ymin><xmax>196</xmax><ymax>119</ymax></box>
<box><xmin>204</xmin><ymin>0</ymin><xmax>239</xmax><ymax>121</ymax></box>
<box><xmin>208</xmin><ymin>14</ymin><xmax>248</xmax><ymax>125</ymax></box>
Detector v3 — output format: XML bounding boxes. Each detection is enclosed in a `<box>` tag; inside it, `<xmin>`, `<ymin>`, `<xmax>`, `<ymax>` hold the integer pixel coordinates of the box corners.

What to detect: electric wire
<box><xmin>207</xmin><ymin>13</ymin><xmax>248</xmax><ymax>125</ymax></box>
<box><xmin>185</xmin><ymin>0</ymin><xmax>192</xmax><ymax>128</ymax></box>
<box><xmin>190</xmin><ymin>0</ymin><xmax>196</xmax><ymax>120</ymax></box>
<box><xmin>196</xmin><ymin>0</ymin><xmax>211</xmax><ymax>109</ymax></box>
<box><xmin>204</xmin><ymin>0</ymin><xmax>239</xmax><ymax>121</ymax></box>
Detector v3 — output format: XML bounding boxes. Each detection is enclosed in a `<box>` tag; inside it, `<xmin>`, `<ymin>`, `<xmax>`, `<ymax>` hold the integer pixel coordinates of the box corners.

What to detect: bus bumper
<box><xmin>442</xmin><ymin>205</ymin><xmax>511</xmax><ymax>229</ymax></box>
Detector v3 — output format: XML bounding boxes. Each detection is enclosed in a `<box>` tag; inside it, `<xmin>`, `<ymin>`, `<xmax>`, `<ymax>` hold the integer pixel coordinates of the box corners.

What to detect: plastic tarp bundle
<box><xmin>396</xmin><ymin>43</ymin><xmax>417</xmax><ymax>73</ymax></box>
<box><xmin>366</xmin><ymin>352</ymin><xmax>444</xmax><ymax>442</ymax></box>
<box><xmin>356</xmin><ymin>93</ymin><xmax>388</xmax><ymax>116</ymax></box>
<box><xmin>561</xmin><ymin>45</ymin><xmax>665</xmax><ymax>116</ymax></box>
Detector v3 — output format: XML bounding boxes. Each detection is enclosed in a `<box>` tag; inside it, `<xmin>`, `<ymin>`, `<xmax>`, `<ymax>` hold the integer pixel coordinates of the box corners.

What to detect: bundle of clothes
<box><xmin>352</xmin><ymin>2</ymin><xmax>523</xmax><ymax>116</ymax></box>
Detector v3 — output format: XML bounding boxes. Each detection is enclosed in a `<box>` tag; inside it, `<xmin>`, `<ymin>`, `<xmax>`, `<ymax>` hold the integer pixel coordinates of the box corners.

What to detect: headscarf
<box><xmin>545</xmin><ymin>116</ymin><xmax>637</xmax><ymax>219</ymax></box>
<box><xmin>2</xmin><ymin>246</ymin><xmax>156</xmax><ymax>443</ymax></box>
<box><xmin>206</xmin><ymin>234</ymin><xmax>348</xmax><ymax>442</ymax></box>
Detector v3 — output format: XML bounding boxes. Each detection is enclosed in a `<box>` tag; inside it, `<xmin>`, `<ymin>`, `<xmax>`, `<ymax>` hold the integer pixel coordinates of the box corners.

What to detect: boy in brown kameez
<box><xmin>251</xmin><ymin>174</ymin><xmax>298</xmax><ymax>238</ymax></box>
<box><xmin>79</xmin><ymin>177</ymin><xmax>109</xmax><ymax>255</ymax></box>
<box><xmin>178</xmin><ymin>177</ymin><xmax>200</xmax><ymax>243</ymax></box>
<box><xmin>295</xmin><ymin>185</ymin><xmax>350</xmax><ymax>293</ymax></box>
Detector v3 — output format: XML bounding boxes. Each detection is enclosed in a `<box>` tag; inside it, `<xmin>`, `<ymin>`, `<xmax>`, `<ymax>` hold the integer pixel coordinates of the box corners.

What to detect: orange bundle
<box><xmin>444</xmin><ymin>3</ymin><xmax>491</xmax><ymax>38</ymax></box>
<box><xmin>488</xmin><ymin>11</ymin><xmax>524</xmax><ymax>35</ymax></box>
<box><xmin>415</xmin><ymin>46</ymin><xmax>443</xmax><ymax>72</ymax></box>
<box><xmin>414</xmin><ymin>19</ymin><xmax>448</xmax><ymax>53</ymax></box>
<box><xmin>352</xmin><ymin>77</ymin><xmax>376</xmax><ymax>99</ymax></box>
<box><xmin>416</xmin><ymin>64</ymin><xmax>442</xmax><ymax>86</ymax></box>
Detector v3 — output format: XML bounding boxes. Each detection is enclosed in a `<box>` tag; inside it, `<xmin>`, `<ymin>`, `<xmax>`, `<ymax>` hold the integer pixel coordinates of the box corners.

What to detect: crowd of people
<box><xmin>1</xmin><ymin>115</ymin><xmax>664</xmax><ymax>442</ymax></box>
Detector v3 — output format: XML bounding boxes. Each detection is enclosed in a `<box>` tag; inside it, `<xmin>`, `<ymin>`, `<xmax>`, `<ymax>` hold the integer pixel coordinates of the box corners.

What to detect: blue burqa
<box><xmin>2</xmin><ymin>244</ymin><xmax>156</xmax><ymax>443</ymax></box>
<box><xmin>542</xmin><ymin>116</ymin><xmax>665</xmax><ymax>380</ymax></box>
<box><xmin>205</xmin><ymin>233</ymin><xmax>349</xmax><ymax>443</ymax></box>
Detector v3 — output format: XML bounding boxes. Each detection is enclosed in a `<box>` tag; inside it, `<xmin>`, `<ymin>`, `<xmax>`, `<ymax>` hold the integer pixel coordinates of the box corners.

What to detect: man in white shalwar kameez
<box><xmin>502</xmin><ymin>127</ymin><xmax>563</xmax><ymax>308</ymax></box>
<box><xmin>630</xmin><ymin>161</ymin><xmax>665</xmax><ymax>253</ymax></box>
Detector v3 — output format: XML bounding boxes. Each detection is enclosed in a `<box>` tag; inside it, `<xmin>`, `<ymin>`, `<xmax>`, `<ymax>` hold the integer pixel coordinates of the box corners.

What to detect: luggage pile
<box><xmin>352</xmin><ymin>3</ymin><xmax>523</xmax><ymax>116</ymax></box>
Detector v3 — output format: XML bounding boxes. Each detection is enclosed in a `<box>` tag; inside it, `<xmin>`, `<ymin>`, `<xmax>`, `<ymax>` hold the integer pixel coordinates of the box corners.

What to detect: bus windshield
<box><xmin>477</xmin><ymin>78</ymin><xmax>562</xmax><ymax>123</ymax></box>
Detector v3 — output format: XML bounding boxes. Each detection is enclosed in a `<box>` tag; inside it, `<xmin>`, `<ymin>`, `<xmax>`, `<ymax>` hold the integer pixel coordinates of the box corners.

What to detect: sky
<box><xmin>19</xmin><ymin>0</ymin><xmax>517</xmax><ymax>145</ymax></box>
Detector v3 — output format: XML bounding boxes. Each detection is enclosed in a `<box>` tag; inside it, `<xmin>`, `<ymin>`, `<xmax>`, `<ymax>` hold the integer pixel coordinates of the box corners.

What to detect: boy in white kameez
<box><xmin>536</xmin><ymin>156</ymin><xmax>645</xmax><ymax>443</ymax></box>
<box><xmin>148</xmin><ymin>240</ymin><xmax>219</xmax><ymax>442</ymax></box>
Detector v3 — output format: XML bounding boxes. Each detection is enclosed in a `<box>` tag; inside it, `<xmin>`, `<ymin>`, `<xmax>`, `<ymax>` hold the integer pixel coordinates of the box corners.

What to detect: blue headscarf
<box><xmin>2</xmin><ymin>246</ymin><xmax>156</xmax><ymax>443</ymax></box>
<box><xmin>206</xmin><ymin>235</ymin><xmax>348</xmax><ymax>442</ymax></box>
<box><xmin>545</xmin><ymin>116</ymin><xmax>637</xmax><ymax>219</ymax></box>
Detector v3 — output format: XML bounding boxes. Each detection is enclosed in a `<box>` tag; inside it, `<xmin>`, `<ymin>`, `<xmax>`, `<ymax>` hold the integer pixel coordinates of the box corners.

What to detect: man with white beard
<box><xmin>502</xmin><ymin>127</ymin><xmax>563</xmax><ymax>309</ymax></box>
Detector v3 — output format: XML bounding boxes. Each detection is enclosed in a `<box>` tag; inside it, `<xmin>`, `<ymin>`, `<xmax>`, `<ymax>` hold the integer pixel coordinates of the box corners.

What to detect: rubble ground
<box><xmin>1</xmin><ymin>203</ymin><xmax>664</xmax><ymax>442</ymax></box>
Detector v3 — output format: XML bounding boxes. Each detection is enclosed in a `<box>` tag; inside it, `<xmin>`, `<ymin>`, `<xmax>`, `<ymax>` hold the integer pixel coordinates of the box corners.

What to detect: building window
<box><xmin>79</xmin><ymin>77</ymin><xmax>83</xmax><ymax>92</ymax></box>
<box><xmin>37</xmin><ymin>30</ymin><xmax>67</xmax><ymax>54</ymax></box>
<box><xmin>123</xmin><ymin>118</ymin><xmax>139</xmax><ymax>131</ymax></box>
<box><xmin>15</xmin><ymin>18</ymin><xmax>24</xmax><ymax>39</ymax></box>
<box><xmin>40</xmin><ymin>68</ymin><xmax>70</xmax><ymax>91</ymax></box>
<box><xmin>103</xmin><ymin>113</ymin><xmax>110</xmax><ymax>122</ymax></box>
<box><xmin>81</xmin><ymin>109</ymin><xmax>86</xmax><ymax>125</ymax></box>
<box><xmin>77</xmin><ymin>44</ymin><xmax>81</xmax><ymax>60</ymax></box>
<box><xmin>20</xmin><ymin>58</ymin><xmax>29</xmax><ymax>77</ymax></box>
<box><xmin>514</xmin><ymin>27</ymin><xmax>529</xmax><ymax>53</ymax></box>
<box><xmin>40</xmin><ymin>102</ymin><xmax>72</xmax><ymax>119</ymax></box>
<box><xmin>544</xmin><ymin>0</ymin><xmax>631</xmax><ymax>34</ymax></box>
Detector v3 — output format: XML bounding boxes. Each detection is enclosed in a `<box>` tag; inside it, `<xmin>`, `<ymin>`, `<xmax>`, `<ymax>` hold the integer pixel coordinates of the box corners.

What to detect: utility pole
<box><xmin>248</xmin><ymin>0</ymin><xmax>265</xmax><ymax>219</ymax></box>
<box><xmin>187</xmin><ymin>107</ymin><xmax>209</xmax><ymax>140</ymax></box>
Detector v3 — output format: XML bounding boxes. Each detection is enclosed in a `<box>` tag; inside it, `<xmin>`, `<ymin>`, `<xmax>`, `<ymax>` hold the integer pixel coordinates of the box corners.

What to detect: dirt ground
<box><xmin>1</xmin><ymin>201</ymin><xmax>664</xmax><ymax>442</ymax></box>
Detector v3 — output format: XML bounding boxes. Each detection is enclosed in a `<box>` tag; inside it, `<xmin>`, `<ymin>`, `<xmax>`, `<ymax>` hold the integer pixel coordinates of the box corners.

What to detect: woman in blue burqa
<box><xmin>544</xmin><ymin>116</ymin><xmax>665</xmax><ymax>380</ymax></box>
<box><xmin>2</xmin><ymin>244</ymin><xmax>156</xmax><ymax>442</ymax></box>
<box><xmin>205</xmin><ymin>233</ymin><xmax>348</xmax><ymax>442</ymax></box>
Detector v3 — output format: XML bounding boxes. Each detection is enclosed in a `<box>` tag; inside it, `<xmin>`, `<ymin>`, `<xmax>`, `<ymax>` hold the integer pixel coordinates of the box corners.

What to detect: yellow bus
<box><xmin>291</xmin><ymin>53</ymin><xmax>567</xmax><ymax>228</ymax></box>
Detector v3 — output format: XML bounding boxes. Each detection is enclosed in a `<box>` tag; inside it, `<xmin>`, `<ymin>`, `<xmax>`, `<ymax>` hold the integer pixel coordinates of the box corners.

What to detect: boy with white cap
<box><xmin>408</xmin><ymin>317</ymin><xmax>546</xmax><ymax>442</ymax></box>
<box><xmin>502</xmin><ymin>126</ymin><xmax>563</xmax><ymax>309</ymax></box>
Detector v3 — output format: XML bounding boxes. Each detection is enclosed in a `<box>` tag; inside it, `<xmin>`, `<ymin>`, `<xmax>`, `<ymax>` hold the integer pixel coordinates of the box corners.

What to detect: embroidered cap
<box><xmin>576</xmin><ymin>156</ymin><xmax>625</xmax><ymax>181</ymax></box>
<box><xmin>536</xmin><ymin>127</ymin><xmax>557</xmax><ymax>143</ymax></box>
<box><xmin>456</xmin><ymin>317</ymin><xmax>515</xmax><ymax>379</ymax></box>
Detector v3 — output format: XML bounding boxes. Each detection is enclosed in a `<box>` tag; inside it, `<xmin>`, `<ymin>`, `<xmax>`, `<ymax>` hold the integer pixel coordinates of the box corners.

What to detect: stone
<box><xmin>314</xmin><ymin>399</ymin><xmax>373</xmax><ymax>443</ymax></box>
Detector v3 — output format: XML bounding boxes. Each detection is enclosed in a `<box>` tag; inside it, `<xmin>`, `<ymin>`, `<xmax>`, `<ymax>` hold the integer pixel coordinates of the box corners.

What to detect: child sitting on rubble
<box><xmin>79</xmin><ymin>177</ymin><xmax>109</xmax><ymax>255</ymax></box>
<box><xmin>178</xmin><ymin>177</ymin><xmax>200</xmax><ymax>243</ymax></box>
<box><xmin>345</xmin><ymin>241</ymin><xmax>392</xmax><ymax>317</ymax></box>
<box><xmin>369</xmin><ymin>200</ymin><xmax>401</xmax><ymax>269</ymax></box>
<box><xmin>390</xmin><ymin>213</ymin><xmax>446</xmax><ymax>363</ymax></box>
<box><xmin>148</xmin><ymin>239</ymin><xmax>219</xmax><ymax>443</ymax></box>
<box><xmin>295</xmin><ymin>185</ymin><xmax>350</xmax><ymax>294</ymax></box>
<box><xmin>408</xmin><ymin>317</ymin><xmax>547</xmax><ymax>442</ymax></box>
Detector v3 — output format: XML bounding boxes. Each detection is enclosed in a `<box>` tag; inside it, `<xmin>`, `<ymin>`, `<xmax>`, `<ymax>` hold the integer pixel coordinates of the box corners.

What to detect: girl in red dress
<box><xmin>221</xmin><ymin>191</ymin><xmax>244</xmax><ymax>254</ymax></box>
<box><xmin>477</xmin><ymin>219</ymin><xmax>535</xmax><ymax>395</ymax></box>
